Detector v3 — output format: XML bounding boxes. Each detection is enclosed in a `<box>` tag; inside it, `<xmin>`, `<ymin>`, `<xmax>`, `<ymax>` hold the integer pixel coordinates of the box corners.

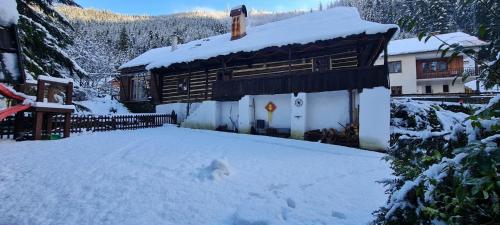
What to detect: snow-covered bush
<box><xmin>375</xmin><ymin>97</ymin><xmax>499</xmax><ymax>224</ymax></box>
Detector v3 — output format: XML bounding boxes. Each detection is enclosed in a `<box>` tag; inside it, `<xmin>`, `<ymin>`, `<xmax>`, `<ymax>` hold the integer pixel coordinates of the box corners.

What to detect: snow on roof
<box><xmin>0</xmin><ymin>0</ymin><xmax>19</xmax><ymax>27</ymax></box>
<box><xmin>231</xmin><ymin>5</ymin><xmax>245</xmax><ymax>10</ymax></box>
<box><xmin>120</xmin><ymin>7</ymin><xmax>398</xmax><ymax>71</ymax></box>
<box><xmin>388</xmin><ymin>32</ymin><xmax>487</xmax><ymax>56</ymax></box>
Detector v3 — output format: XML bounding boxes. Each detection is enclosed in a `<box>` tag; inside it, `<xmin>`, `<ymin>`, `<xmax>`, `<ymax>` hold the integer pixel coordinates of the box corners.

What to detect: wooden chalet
<box><xmin>119</xmin><ymin>6</ymin><xmax>398</xmax><ymax>150</ymax></box>
<box><xmin>119</xmin><ymin>6</ymin><xmax>397</xmax><ymax>108</ymax></box>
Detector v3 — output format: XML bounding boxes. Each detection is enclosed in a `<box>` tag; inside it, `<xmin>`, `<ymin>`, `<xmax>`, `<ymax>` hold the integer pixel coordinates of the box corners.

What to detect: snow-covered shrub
<box><xmin>439</xmin><ymin>104</ymin><xmax>476</xmax><ymax>115</ymax></box>
<box><xmin>375</xmin><ymin>97</ymin><xmax>499</xmax><ymax>224</ymax></box>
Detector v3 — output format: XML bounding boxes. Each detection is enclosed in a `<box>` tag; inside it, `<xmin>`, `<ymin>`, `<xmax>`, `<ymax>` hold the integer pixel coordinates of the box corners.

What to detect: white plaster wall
<box><xmin>417</xmin><ymin>79</ymin><xmax>466</xmax><ymax>93</ymax></box>
<box><xmin>156</xmin><ymin>102</ymin><xmax>201</xmax><ymax>123</ymax></box>
<box><xmin>218</xmin><ymin>101</ymin><xmax>239</xmax><ymax>130</ymax></box>
<box><xmin>376</xmin><ymin>55</ymin><xmax>418</xmax><ymax>94</ymax></box>
<box><xmin>306</xmin><ymin>91</ymin><xmax>350</xmax><ymax>131</ymax></box>
<box><xmin>181</xmin><ymin>101</ymin><xmax>218</xmax><ymax>129</ymax></box>
<box><xmin>290</xmin><ymin>93</ymin><xmax>307</xmax><ymax>139</ymax></box>
<box><xmin>238</xmin><ymin>95</ymin><xmax>254</xmax><ymax>134</ymax></box>
<box><xmin>253</xmin><ymin>94</ymin><xmax>291</xmax><ymax>129</ymax></box>
<box><xmin>359</xmin><ymin>87</ymin><xmax>390</xmax><ymax>151</ymax></box>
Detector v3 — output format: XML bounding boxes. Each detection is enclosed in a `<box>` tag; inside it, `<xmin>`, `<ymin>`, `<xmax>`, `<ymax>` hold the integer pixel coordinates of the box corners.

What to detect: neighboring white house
<box><xmin>375</xmin><ymin>32</ymin><xmax>487</xmax><ymax>95</ymax></box>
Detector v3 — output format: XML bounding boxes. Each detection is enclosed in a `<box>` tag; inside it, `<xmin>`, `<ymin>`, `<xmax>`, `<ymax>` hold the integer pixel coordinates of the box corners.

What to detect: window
<box><xmin>177</xmin><ymin>77</ymin><xmax>188</xmax><ymax>94</ymax></box>
<box><xmin>313</xmin><ymin>57</ymin><xmax>330</xmax><ymax>72</ymax></box>
<box><xmin>391</xmin><ymin>86</ymin><xmax>403</xmax><ymax>95</ymax></box>
<box><xmin>425</xmin><ymin>85</ymin><xmax>432</xmax><ymax>94</ymax></box>
<box><xmin>422</xmin><ymin>61</ymin><xmax>448</xmax><ymax>73</ymax></box>
<box><xmin>388</xmin><ymin>61</ymin><xmax>402</xmax><ymax>73</ymax></box>
<box><xmin>131</xmin><ymin>76</ymin><xmax>149</xmax><ymax>101</ymax></box>
<box><xmin>216</xmin><ymin>70</ymin><xmax>232</xmax><ymax>81</ymax></box>
<box><xmin>443</xmin><ymin>85</ymin><xmax>449</xmax><ymax>93</ymax></box>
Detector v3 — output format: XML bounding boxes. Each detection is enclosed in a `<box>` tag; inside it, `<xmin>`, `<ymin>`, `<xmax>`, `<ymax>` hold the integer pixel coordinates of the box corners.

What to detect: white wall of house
<box><xmin>306</xmin><ymin>91</ymin><xmax>350</xmax><ymax>131</ymax></box>
<box><xmin>253</xmin><ymin>94</ymin><xmax>291</xmax><ymax>129</ymax></box>
<box><xmin>417</xmin><ymin>79</ymin><xmax>466</xmax><ymax>94</ymax></box>
<box><xmin>359</xmin><ymin>87</ymin><xmax>390</xmax><ymax>151</ymax></box>
<box><xmin>156</xmin><ymin>89</ymin><xmax>389</xmax><ymax>151</ymax></box>
<box><xmin>180</xmin><ymin>101</ymin><xmax>219</xmax><ymax>129</ymax></box>
<box><xmin>376</xmin><ymin>54</ymin><xmax>418</xmax><ymax>94</ymax></box>
<box><xmin>218</xmin><ymin>101</ymin><xmax>239</xmax><ymax>130</ymax></box>
<box><xmin>156</xmin><ymin>102</ymin><xmax>201</xmax><ymax>122</ymax></box>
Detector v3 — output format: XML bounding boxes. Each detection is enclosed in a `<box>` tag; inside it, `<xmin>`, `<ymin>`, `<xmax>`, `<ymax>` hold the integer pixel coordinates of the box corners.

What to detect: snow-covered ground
<box><xmin>0</xmin><ymin>126</ymin><xmax>390</xmax><ymax>225</ymax></box>
<box><xmin>74</xmin><ymin>96</ymin><xmax>130</xmax><ymax>115</ymax></box>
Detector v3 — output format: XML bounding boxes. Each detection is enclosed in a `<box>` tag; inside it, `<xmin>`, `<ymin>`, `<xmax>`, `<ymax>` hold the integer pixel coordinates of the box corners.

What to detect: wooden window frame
<box><xmin>391</xmin><ymin>86</ymin><xmax>402</xmax><ymax>95</ymax></box>
<box><xmin>388</xmin><ymin>61</ymin><xmax>402</xmax><ymax>73</ymax></box>
<box><xmin>131</xmin><ymin>76</ymin><xmax>149</xmax><ymax>101</ymax></box>
<box><xmin>422</xmin><ymin>61</ymin><xmax>448</xmax><ymax>73</ymax></box>
<box><xmin>425</xmin><ymin>85</ymin><xmax>432</xmax><ymax>94</ymax></box>
<box><xmin>443</xmin><ymin>84</ymin><xmax>449</xmax><ymax>93</ymax></box>
<box><xmin>177</xmin><ymin>77</ymin><xmax>188</xmax><ymax>94</ymax></box>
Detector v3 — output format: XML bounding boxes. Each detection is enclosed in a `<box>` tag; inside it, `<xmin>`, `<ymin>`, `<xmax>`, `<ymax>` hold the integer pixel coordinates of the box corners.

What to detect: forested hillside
<box><xmin>330</xmin><ymin>0</ymin><xmax>496</xmax><ymax>38</ymax></box>
<box><xmin>58</xmin><ymin>0</ymin><xmax>496</xmax><ymax>76</ymax></box>
<box><xmin>57</xmin><ymin>6</ymin><xmax>302</xmax><ymax>75</ymax></box>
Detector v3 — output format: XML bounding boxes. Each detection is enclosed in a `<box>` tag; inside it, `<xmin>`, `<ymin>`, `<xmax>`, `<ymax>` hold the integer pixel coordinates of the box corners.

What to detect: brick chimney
<box><xmin>230</xmin><ymin>5</ymin><xmax>247</xmax><ymax>40</ymax></box>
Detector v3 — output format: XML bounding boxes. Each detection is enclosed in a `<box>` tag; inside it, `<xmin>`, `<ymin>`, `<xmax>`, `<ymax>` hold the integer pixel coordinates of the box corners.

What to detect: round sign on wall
<box><xmin>294</xmin><ymin>98</ymin><xmax>304</xmax><ymax>107</ymax></box>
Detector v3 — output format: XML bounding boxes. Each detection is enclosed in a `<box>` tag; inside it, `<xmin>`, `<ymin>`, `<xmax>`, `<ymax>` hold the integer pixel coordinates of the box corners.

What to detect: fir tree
<box><xmin>117</xmin><ymin>27</ymin><xmax>130</xmax><ymax>52</ymax></box>
<box><xmin>427</xmin><ymin>0</ymin><xmax>451</xmax><ymax>33</ymax></box>
<box><xmin>16</xmin><ymin>0</ymin><xmax>86</xmax><ymax>80</ymax></box>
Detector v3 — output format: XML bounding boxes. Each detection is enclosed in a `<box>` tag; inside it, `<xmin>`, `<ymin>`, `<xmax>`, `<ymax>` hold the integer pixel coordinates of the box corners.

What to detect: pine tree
<box><xmin>16</xmin><ymin>0</ymin><xmax>86</xmax><ymax>80</ymax></box>
<box><xmin>117</xmin><ymin>27</ymin><xmax>130</xmax><ymax>52</ymax></box>
<box><xmin>427</xmin><ymin>0</ymin><xmax>451</xmax><ymax>33</ymax></box>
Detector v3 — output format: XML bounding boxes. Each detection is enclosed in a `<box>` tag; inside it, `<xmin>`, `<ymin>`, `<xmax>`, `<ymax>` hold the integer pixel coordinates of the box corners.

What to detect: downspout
<box><xmin>186</xmin><ymin>63</ymin><xmax>192</xmax><ymax>117</ymax></box>
<box><xmin>288</xmin><ymin>47</ymin><xmax>292</xmax><ymax>73</ymax></box>
<box><xmin>384</xmin><ymin>45</ymin><xmax>390</xmax><ymax>88</ymax></box>
<box><xmin>349</xmin><ymin>89</ymin><xmax>353</xmax><ymax>124</ymax></box>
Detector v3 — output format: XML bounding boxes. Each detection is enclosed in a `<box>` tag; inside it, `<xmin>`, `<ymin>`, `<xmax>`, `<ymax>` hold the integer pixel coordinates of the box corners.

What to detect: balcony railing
<box><xmin>212</xmin><ymin>66</ymin><xmax>389</xmax><ymax>101</ymax></box>
<box><xmin>417</xmin><ymin>67</ymin><xmax>477</xmax><ymax>80</ymax></box>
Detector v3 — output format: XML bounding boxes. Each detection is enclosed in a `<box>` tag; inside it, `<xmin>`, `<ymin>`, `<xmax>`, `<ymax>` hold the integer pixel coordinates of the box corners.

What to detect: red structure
<box><xmin>0</xmin><ymin>83</ymin><xmax>31</xmax><ymax>121</ymax></box>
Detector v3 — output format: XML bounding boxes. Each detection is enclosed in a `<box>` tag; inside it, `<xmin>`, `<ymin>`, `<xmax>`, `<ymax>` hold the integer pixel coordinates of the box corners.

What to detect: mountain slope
<box><xmin>57</xmin><ymin>6</ymin><xmax>302</xmax><ymax>75</ymax></box>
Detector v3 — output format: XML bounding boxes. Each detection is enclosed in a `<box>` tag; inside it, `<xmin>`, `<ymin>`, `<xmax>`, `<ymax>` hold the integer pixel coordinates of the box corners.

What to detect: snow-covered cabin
<box><xmin>375</xmin><ymin>32</ymin><xmax>487</xmax><ymax>95</ymax></box>
<box><xmin>119</xmin><ymin>7</ymin><xmax>398</xmax><ymax>151</ymax></box>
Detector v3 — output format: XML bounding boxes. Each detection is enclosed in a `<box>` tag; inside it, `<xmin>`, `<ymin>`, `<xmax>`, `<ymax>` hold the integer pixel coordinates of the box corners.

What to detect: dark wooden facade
<box><xmin>120</xmin><ymin>29</ymin><xmax>397</xmax><ymax>104</ymax></box>
<box><xmin>0</xmin><ymin>25</ymin><xmax>26</xmax><ymax>85</ymax></box>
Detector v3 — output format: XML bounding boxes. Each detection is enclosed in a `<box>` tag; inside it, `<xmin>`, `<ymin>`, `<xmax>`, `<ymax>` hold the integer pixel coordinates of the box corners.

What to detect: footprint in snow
<box><xmin>196</xmin><ymin>159</ymin><xmax>230</xmax><ymax>181</ymax></box>
<box><xmin>286</xmin><ymin>198</ymin><xmax>296</xmax><ymax>209</ymax></box>
<box><xmin>331</xmin><ymin>211</ymin><xmax>347</xmax><ymax>219</ymax></box>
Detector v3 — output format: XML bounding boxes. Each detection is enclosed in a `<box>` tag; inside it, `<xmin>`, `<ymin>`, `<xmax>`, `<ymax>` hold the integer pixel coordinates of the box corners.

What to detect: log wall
<box><xmin>159</xmin><ymin>50</ymin><xmax>360</xmax><ymax>104</ymax></box>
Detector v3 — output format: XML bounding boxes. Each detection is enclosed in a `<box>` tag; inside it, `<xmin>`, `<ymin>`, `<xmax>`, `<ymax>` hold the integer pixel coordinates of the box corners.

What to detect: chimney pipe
<box><xmin>230</xmin><ymin>5</ymin><xmax>248</xmax><ymax>40</ymax></box>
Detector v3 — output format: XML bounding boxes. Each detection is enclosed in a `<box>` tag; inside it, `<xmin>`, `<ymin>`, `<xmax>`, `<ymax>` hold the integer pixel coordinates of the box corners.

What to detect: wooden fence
<box><xmin>0</xmin><ymin>113</ymin><xmax>177</xmax><ymax>140</ymax></box>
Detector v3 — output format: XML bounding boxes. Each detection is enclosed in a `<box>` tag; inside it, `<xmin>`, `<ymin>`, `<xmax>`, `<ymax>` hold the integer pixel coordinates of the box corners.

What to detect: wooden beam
<box><xmin>64</xmin><ymin>113</ymin><xmax>71</xmax><ymax>138</ymax></box>
<box><xmin>36</xmin><ymin>80</ymin><xmax>45</xmax><ymax>102</ymax></box>
<box><xmin>34</xmin><ymin>112</ymin><xmax>43</xmax><ymax>140</ymax></box>
<box><xmin>212</xmin><ymin>66</ymin><xmax>389</xmax><ymax>101</ymax></box>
